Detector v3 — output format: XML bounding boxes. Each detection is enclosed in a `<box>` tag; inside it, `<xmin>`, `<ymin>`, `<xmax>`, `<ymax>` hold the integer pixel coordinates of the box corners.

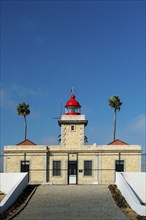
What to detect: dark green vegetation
<box><xmin>108</xmin><ymin>96</ymin><xmax>122</xmax><ymax>141</ymax></box>
<box><xmin>17</xmin><ymin>102</ymin><xmax>30</xmax><ymax>140</ymax></box>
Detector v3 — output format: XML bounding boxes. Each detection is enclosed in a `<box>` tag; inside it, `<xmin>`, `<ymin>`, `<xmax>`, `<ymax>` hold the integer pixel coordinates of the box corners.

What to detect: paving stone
<box><xmin>14</xmin><ymin>185</ymin><xmax>130</xmax><ymax>220</ymax></box>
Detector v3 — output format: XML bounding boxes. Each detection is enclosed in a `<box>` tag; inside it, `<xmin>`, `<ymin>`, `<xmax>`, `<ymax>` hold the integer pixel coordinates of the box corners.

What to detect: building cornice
<box><xmin>58</xmin><ymin>120</ymin><xmax>88</xmax><ymax>126</ymax></box>
<box><xmin>49</xmin><ymin>150</ymin><xmax>142</xmax><ymax>154</ymax></box>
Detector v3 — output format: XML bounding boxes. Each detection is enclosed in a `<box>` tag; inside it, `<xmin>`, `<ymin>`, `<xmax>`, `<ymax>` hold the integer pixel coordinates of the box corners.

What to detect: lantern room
<box><xmin>65</xmin><ymin>92</ymin><xmax>81</xmax><ymax>115</ymax></box>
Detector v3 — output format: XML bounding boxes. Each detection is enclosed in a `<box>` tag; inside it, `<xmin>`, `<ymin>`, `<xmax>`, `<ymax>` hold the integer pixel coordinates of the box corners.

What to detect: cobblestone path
<box><xmin>14</xmin><ymin>185</ymin><xmax>130</xmax><ymax>220</ymax></box>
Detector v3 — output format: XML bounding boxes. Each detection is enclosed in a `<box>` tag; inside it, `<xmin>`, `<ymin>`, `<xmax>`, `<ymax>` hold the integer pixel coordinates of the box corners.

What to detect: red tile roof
<box><xmin>108</xmin><ymin>139</ymin><xmax>129</xmax><ymax>145</ymax></box>
<box><xmin>17</xmin><ymin>139</ymin><xmax>37</xmax><ymax>145</ymax></box>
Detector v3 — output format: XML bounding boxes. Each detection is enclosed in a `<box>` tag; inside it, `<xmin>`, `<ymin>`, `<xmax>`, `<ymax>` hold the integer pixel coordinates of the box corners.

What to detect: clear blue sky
<box><xmin>0</xmin><ymin>0</ymin><xmax>145</xmax><ymax>152</ymax></box>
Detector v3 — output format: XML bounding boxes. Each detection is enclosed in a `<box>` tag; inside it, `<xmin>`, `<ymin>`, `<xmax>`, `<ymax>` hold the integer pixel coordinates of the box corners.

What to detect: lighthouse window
<box><xmin>71</xmin><ymin>125</ymin><xmax>75</xmax><ymax>131</ymax></box>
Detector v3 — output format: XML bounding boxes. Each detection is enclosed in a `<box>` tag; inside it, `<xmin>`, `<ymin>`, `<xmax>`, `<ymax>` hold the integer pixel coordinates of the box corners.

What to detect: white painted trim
<box><xmin>0</xmin><ymin>173</ymin><xmax>28</xmax><ymax>213</ymax></box>
<box><xmin>122</xmin><ymin>172</ymin><xmax>146</xmax><ymax>202</ymax></box>
<box><xmin>116</xmin><ymin>172</ymin><xmax>146</xmax><ymax>216</ymax></box>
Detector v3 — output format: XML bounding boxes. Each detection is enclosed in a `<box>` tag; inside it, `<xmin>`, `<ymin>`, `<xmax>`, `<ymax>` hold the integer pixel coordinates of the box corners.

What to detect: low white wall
<box><xmin>0</xmin><ymin>173</ymin><xmax>28</xmax><ymax>213</ymax></box>
<box><xmin>116</xmin><ymin>172</ymin><xmax>146</xmax><ymax>216</ymax></box>
<box><xmin>122</xmin><ymin>172</ymin><xmax>146</xmax><ymax>203</ymax></box>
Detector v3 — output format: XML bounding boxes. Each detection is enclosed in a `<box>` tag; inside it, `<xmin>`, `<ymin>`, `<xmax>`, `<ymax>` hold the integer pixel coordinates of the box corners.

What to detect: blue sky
<box><xmin>0</xmin><ymin>0</ymin><xmax>145</xmax><ymax>153</ymax></box>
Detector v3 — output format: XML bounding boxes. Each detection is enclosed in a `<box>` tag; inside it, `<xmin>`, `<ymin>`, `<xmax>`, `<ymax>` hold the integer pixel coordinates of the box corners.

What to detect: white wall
<box><xmin>0</xmin><ymin>173</ymin><xmax>28</xmax><ymax>213</ymax></box>
<box><xmin>122</xmin><ymin>172</ymin><xmax>146</xmax><ymax>203</ymax></box>
<box><xmin>0</xmin><ymin>173</ymin><xmax>24</xmax><ymax>193</ymax></box>
<box><xmin>116</xmin><ymin>172</ymin><xmax>146</xmax><ymax>216</ymax></box>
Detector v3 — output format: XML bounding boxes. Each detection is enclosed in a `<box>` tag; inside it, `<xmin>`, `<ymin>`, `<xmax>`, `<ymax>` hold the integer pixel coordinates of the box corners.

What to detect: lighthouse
<box><xmin>58</xmin><ymin>91</ymin><xmax>88</xmax><ymax>147</ymax></box>
<box><xmin>3</xmin><ymin>89</ymin><xmax>142</xmax><ymax>185</ymax></box>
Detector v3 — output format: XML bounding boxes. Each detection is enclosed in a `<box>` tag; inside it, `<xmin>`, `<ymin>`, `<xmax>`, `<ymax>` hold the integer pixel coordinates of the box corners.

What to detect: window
<box><xmin>115</xmin><ymin>160</ymin><xmax>124</xmax><ymax>172</ymax></box>
<box><xmin>21</xmin><ymin>161</ymin><xmax>30</xmax><ymax>181</ymax></box>
<box><xmin>84</xmin><ymin>160</ymin><xmax>92</xmax><ymax>176</ymax></box>
<box><xmin>71</xmin><ymin>125</ymin><xmax>75</xmax><ymax>131</ymax></box>
<box><xmin>53</xmin><ymin>161</ymin><xmax>61</xmax><ymax>176</ymax></box>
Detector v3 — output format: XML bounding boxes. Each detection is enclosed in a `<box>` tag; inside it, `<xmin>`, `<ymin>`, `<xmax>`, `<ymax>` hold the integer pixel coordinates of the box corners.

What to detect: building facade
<box><xmin>4</xmin><ymin>92</ymin><xmax>142</xmax><ymax>184</ymax></box>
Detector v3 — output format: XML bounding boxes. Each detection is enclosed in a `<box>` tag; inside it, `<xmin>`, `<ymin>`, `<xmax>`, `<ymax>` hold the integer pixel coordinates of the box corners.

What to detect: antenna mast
<box><xmin>71</xmin><ymin>85</ymin><xmax>75</xmax><ymax>95</ymax></box>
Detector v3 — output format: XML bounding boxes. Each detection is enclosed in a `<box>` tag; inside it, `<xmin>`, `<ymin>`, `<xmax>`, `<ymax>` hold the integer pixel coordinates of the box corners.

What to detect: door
<box><xmin>21</xmin><ymin>161</ymin><xmax>30</xmax><ymax>181</ymax></box>
<box><xmin>68</xmin><ymin>161</ymin><xmax>77</xmax><ymax>184</ymax></box>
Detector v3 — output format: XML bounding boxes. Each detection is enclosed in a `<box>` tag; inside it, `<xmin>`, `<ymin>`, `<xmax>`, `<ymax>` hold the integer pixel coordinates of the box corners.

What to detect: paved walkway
<box><xmin>14</xmin><ymin>185</ymin><xmax>130</xmax><ymax>220</ymax></box>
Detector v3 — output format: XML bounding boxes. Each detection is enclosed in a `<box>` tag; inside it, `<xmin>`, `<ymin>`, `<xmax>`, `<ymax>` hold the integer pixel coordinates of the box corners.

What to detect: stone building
<box><xmin>3</xmin><ymin>92</ymin><xmax>142</xmax><ymax>184</ymax></box>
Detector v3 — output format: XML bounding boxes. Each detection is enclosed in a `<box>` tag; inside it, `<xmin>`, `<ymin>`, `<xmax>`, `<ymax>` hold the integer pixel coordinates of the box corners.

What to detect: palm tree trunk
<box><xmin>113</xmin><ymin>109</ymin><xmax>116</xmax><ymax>141</ymax></box>
<box><xmin>24</xmin><ymin>115</ymin><xmax>27</xmax><ymax>140</ymax></box>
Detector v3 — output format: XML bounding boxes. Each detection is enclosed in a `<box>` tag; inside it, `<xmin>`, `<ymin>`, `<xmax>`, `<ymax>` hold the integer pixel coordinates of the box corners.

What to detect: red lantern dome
<box><xmin>65</xmin><ymin>92</ymin><xmax>81</xmax><ymax>115</ymax></box>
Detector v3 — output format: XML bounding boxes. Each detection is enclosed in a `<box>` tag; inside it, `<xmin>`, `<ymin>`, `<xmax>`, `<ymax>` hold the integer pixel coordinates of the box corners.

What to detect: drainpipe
<box><xmin>119</xmin><ymin>152</ymin><xmax>121</xmax><ymax>164</ymax></box>
<box><xmin>24</xmin><ymin>152</ymin><xmax>26</xmax><ymax>164</ymax></box>
<box><xmin>97</xmin><ymin>153</ymin><xmax>99</xmax><ymax>184</ymax></box>
<box><xmin>46</xmin><ymin>146</ymin><xmax>49</xmax><ymax>182</ymax></box>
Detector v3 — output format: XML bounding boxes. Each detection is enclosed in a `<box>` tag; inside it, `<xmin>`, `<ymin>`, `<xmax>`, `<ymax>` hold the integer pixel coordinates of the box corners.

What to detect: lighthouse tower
<box><xmin>58</xmin><ymin>91</ymin><xmax>88</xmax><ymax>147</ymax></box>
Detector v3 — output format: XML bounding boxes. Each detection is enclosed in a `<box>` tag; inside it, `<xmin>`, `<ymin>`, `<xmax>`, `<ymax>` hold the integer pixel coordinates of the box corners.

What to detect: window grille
<box><xmin>53</xmin><ymin>161</ymin><xmax>61</xmax><ymax>176</ymax></box>
<box><xmin>84</xmin><ymin>160</ymin><xmax>92</xmax><ymax>176</ymax></box>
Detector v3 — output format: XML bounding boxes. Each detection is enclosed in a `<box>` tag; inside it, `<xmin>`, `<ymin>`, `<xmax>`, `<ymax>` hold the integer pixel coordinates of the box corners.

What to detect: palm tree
<box><xmin>58</xmin><ymin>134</ymin><xmax>61</xmax><ymax>144</ymax></box>
<box><xmin>84</xmin><ymin>135</ymin><xmax>88</xmax><ymax>144</ymax></box>
<box><xmin>108</xmin><ymin>96</ymin><xmax>122</xmax><ymax>141</ymax></box>
<box><xmin>17</xmin><ymin>102</ymin><xmax>30</xmax><ymax>140</ymax></box>
<box><xmin>58</xmin><ymin>134</ymin><xmax>88</xmax><ymax>144</ymax></box>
